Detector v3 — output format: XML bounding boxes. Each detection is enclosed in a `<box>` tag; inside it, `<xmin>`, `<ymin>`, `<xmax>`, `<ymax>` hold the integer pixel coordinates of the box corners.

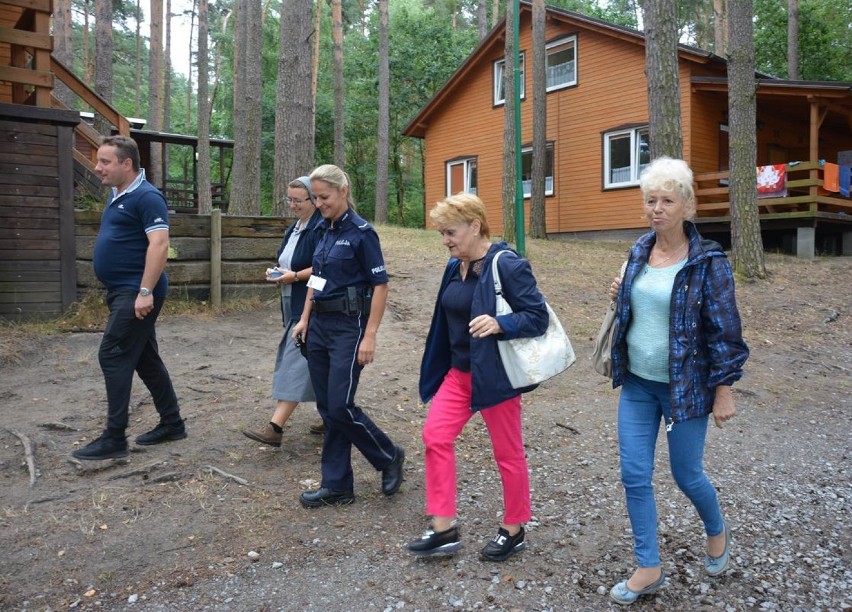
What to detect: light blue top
<box><xmin>626</xmin><ymin>259</ymin><xmax>687</xmax><ymax>382</ymax></box>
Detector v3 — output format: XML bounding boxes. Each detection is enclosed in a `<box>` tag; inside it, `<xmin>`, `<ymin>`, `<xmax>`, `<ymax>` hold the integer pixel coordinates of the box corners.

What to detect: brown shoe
<box><xmin>242</xmin><ymin>422</ymin><xmax>282</xmax><ymax>446</ymax></box>
<box><xmin>309</xmin><ymin>420</ymin><xmax>325</xmax><ymax>435</ymax></box>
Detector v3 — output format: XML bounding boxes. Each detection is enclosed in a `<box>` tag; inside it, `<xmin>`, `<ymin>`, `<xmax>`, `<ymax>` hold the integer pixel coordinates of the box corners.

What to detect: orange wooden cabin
<box><xmin>403</xmin><ymin>2</ymin><xmax>852</xmax><ymax>257</ymax></box>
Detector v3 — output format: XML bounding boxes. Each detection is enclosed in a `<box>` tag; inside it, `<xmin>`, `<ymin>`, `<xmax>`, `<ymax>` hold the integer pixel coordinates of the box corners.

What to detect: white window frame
<box><xmin>521</xmin><ymin>143</ymin><xmax>554</xmax><ymax>198</ymax></box>
<box><xmin>493</xmin><ymin>53</ymin><xmax>526</xmax><ymax>106</ymax></box>
<box><xmin>603</xmin><ymin>127</ymin><xmax>650</xmax><ymax>188</ymax></box>
<box><xmin>446</xmin><ymin>158</ymin><xmax>477</xmax><ymax>196</ymax></box>
<box><xmin>545</xmin><ymin>35</ymin><xmax>577</xmax><ymax>92</ymax></box>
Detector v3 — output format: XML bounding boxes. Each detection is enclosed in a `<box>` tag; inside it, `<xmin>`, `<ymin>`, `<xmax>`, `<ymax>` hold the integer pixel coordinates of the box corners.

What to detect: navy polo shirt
<box><xmin>312</xmin><ymin>209</ymin><xmax>388</xmax><ymax>300</ymax></box>
<box><xmin>93</xmin><ymin>174</ymin><xmax>170</xmax><ymax>297</ymax></box>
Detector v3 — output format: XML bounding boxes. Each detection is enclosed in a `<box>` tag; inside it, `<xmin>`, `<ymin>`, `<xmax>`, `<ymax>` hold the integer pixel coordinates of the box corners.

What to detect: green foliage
<box><xmin>754</xmin><ymin>0</ymin><xmax>852</xmax><ymax>80</ymax></box>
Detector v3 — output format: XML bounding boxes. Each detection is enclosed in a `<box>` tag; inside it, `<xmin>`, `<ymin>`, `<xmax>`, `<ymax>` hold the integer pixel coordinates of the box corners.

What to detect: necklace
<box><xmin>648</xmin><ymin>242</ymin><xmax>687</xmax><ymax>269</ymax></box>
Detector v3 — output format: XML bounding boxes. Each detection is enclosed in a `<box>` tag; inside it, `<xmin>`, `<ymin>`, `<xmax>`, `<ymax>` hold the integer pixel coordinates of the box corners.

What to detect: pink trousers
<box><xmin>422</xmin><ymin>368</ymin><xmax>531</xmax><ymax>524</ymax></box>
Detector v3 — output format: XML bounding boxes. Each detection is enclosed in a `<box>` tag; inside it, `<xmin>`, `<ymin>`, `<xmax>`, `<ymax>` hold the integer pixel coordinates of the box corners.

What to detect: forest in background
<box><xmin>56</xmin><ymin>0</ymin><xmax>852</xmax><ymax>223</ymax></box>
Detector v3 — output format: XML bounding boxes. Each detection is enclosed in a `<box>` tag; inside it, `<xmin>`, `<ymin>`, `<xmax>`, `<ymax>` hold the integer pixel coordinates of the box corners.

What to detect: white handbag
<box><xmin>491</xmin><ymin>251</ymin><xmax>575</xmax><ymax>388</ymax></box>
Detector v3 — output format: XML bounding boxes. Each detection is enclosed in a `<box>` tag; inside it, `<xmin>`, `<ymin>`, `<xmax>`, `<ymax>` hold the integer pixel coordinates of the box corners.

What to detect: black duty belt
<box><xmin>312</xmin><ymin>297</ymin><xmax>350</xmax><ymax>313</ymax></box>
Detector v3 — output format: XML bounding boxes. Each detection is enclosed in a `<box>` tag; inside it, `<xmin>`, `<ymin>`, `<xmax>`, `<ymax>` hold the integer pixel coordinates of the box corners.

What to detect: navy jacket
<box><xmin>611</xmin><ymin>221</ymin><xmax>749</xmax><ymax>424</ymax></box>
<box><xmin>276</xmin><ymin>208</ymin><xmax>324</xmax><ymax>325</ymax></box>
<box><xmin>419</xmin><ymin>242</ymin><xmax>549</xmax><ymax>412</ymax></box>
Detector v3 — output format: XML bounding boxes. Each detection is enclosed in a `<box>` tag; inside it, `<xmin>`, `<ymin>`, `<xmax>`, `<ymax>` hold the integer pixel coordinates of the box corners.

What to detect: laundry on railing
<box><xmin>756</xmin><ymin>164</ymin><xmax>787</xmax><ymax>199</ymax></box>
<box><xmin>822</xmin><ymin>163</ymin><xmax>840</xmax><ymax>193</ymax></box>
<box><xmin>839</xmin><ymin>165</ymin><xmax>851</xmax><ymax>198</ymax></box>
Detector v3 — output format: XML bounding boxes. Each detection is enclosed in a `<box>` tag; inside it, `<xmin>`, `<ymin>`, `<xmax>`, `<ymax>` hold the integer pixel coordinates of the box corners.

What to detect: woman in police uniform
<box><xmin>292</xmin><ymin>164</ymin><xmax>405</xmax><ymax>507</ymax></box>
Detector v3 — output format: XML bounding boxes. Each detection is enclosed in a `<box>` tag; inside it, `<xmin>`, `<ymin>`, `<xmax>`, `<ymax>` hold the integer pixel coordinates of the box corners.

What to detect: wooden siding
<box><xmin>0</xmin><ymin>105</ymin><xmax>80</xmax><ymax>321</ymax></box>
<box><xmin>421</xmin><ymin>12</ymin><xmax>729</xmax><ymax>236</ymax></box>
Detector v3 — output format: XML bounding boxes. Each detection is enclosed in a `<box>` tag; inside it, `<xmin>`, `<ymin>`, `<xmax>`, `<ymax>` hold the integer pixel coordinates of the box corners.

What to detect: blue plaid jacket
<box><xmin>611</xmin><ymin>222</ymin><xmax>749</xmax><ymax>424</ymax></box>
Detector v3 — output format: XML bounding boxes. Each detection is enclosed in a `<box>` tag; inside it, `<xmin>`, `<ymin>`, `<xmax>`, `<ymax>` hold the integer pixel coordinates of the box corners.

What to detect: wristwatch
<box><xmin>139</xmin><ymin>288</ymin><xmax>151</xmax><ymax>297</ymax></box>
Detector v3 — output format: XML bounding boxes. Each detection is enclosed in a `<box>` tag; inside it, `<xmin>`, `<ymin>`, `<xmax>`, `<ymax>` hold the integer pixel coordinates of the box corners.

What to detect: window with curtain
<box><xmin>521</xmin><ymin>143</ymin><xmax>554</xmax><ymax>198</ymax></box>
<box><xmin>493</xmin><ymin>54</ymin><xmax>526</xmax><ymax>105</ymax></box>
<box><xmin>603</xmin><ymin>127</ymin><xmax>650</xmax><ymax>188</ymax></box>
<box><xmin>546</xmin><ymin>36</ymin><xmax>577</xmax><ymax>91</ymax></box>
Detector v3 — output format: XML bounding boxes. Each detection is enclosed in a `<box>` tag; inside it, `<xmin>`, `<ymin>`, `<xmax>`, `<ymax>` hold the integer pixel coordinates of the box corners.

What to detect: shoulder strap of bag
<box><xmin>491</xmin><ymin>250</ymin><xmax>505</xmax><ymax>296</ymax></box>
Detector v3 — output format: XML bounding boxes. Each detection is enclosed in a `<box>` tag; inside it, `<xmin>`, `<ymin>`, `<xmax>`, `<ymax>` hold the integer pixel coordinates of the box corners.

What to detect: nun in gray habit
<box><xmin>242</xmin><ymin>176</ymin><xmax>325</xmax><ymax>446</ymax></box>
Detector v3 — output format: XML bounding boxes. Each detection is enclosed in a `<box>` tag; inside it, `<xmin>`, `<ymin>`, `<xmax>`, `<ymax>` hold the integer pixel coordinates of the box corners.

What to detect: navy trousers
<box><xmin>99</xmin><ymin>290</ymin><xmax>181</xmax><ymax>436</ymax></box>
<box><xmin>307</xmin><ymin>310</ymin><xmax>396</xmax><ymax>491</ymax></box>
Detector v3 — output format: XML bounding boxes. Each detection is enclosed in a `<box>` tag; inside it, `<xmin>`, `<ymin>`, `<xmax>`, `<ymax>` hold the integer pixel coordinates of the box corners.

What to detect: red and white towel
<box><xmin>756</xmin><ymin>164</ymin><xmax>787</xmax><ymax>199</ymax></box>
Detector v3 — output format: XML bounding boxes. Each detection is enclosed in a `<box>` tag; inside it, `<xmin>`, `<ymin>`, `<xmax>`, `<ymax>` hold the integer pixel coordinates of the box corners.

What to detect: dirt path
<box><xmin>1</xmin><ymin>228</ymin><xmax>849</xmax><ymax>610</ymax></box>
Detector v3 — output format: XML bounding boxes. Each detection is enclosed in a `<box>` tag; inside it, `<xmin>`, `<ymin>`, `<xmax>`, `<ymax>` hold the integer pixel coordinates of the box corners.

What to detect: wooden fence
<box><xmin>74</xmin><ymin>210</ymin><xmax>291</xmax><ymax>302</ymax></box>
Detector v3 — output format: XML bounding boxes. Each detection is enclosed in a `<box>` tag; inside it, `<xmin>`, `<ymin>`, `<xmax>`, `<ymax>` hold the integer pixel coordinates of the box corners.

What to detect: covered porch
<box><xmin>691</xmin><ymin>78</ymin><xmax>852</xmax><ymax>258</ymax></box>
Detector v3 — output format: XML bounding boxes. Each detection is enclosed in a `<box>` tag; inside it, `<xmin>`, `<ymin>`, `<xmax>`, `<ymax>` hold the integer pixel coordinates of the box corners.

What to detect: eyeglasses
<box><xmin>286</xmin><ymin>197</ymin><xmax>311</xmax><ymax>206</ymax></box>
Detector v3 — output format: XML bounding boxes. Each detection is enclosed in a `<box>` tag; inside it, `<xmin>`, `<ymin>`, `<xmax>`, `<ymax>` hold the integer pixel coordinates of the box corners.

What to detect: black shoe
<box><xmin>406</xmin><ymin>525</ymin><xmax>461</xmax><ymax>557</ymax></box>
<box><xmin>481</xmin><ymin>526</ymin><xmax>526</xmax><ymax>562</ymax></box>
<box><xmin>135</xmin><ymin>420</ymin><xmax>187</xmax><ymax>446</ymax></box>
<box><xmin>381</xmin><ymin>446</ymin><xmax>405</xmax><ymax>496</ymax></box>
<box><xmin>72</xmin><ymin>432</ymin><xmax>128</xmax><ymax>461</ymax></box>
<box><xmin>299</xmin><ymin>487</ymin><xmax>355</xmax><ymax>508</ymax></box>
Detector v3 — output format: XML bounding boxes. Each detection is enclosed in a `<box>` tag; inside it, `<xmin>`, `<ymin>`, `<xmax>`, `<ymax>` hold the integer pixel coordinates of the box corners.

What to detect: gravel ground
<box><xmin>2</xmin><ymin>230</ymin><xmax>850</xmax><ymax>611</ymax></box>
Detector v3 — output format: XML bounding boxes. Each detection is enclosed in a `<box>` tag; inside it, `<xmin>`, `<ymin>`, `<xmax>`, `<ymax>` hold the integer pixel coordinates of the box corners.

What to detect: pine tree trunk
<box><xmin>52</xmin><ymin>0</ymin><xmax>75</xmax><ymax>108</ymax></box>
<box><xmin>149</xmin><ymin>0</ymin><xmax>164</xmax><ymax>185</ymax></box>
<box><xmin>332</xmin><ymin>0</ymin><xmax>345</xmax><ymax>168</ymax></box>
<box><xmin>163</xmin><ymin>0</ymin><xmax>172</xmax><ymax>184</ymax></box>
<box><xmin>643</xmin><ymin>0</ymin><xmax>682</xmax><ymax>159</ymax></box>
<box><xmin>491</xmin><ymin>0</ymin><xmax>499</xmax><ymax>28</ymax></box>
<box><xmin>477</xmin><ymin>1</ymin><xmax>488</xmax><ymax>40</ymax></box>
<box><xmin>83</xmin><ymin>0</ymin><xmax>92</xmax><ymax>84</ymax></box>
<box><xmin>274</xmin><ymin>0</ymin><xmax>315</xmax><ymax>217</ymax></box>
<box><xmin>530</xmin><ymin>0</ymin><xmax>546</xmax><ymax>239</ymax></box>
<box><xmin>374</xmin><ymin>0</ymin><xmax>390</xmax><ymax>223</ymax></box>
<box><xmin>727</xmin><ymin>0</ymin><xmax>765</xmax><ymax>278</ymax></box>
<box><xmin>787</xmin><ymin>0</ymin><xmax>798</xmax><ymax>79</ymax></box>
<box><xmin>229</xmin><ymin>0</ymin><xmax>262</xmax><ymax>216</ymax></box>
<box><xmin>714</xmin><ymin>0</ymin><xmax>727</xmax><ymax>56</ymax></box>
<box><xmin>197</xmin><ymin>0</ymin><xmax>212</xmax><ymax>215</ymax></box>
<box><xmin>135</xmin><ymin>0</ymin><xmax>142</xmax><ymax>116</ymax></box>
<box><xmin>501</xmin><ymin>0</ymin><xmax>516</xmax><ymax>242</ymax></box>
<box><xmin>94</xmin><ymin>0</ymin><xmax>113</xmax><ymax>135</ymax></box>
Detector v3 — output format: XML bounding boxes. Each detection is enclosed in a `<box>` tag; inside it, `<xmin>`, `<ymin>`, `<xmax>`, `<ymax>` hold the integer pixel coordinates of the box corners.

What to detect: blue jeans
<box><xmin>617</xmin><ymin>372</ymin><xmax>725</xmax><ymax>567</ymax></box>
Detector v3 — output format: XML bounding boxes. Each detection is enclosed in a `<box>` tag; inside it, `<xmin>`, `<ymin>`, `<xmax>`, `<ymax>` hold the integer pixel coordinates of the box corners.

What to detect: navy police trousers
<box><xmin>307</xmin><ymin>310</ymin><xmax>397</xmax><ymax>491</ymax></box>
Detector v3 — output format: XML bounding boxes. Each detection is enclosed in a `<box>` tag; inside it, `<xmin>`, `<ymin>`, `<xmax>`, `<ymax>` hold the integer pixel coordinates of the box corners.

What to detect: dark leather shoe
<box><xmin>406</xmin><ymin>525</ymin><xmax>461</xmax><ymax>557</ymax></box>
<box><xmin>72</xmin><ymin>432</ymin><xmax>128</xmax><ymax>460</ymax></box>
<box><xmin>299</xmin><ymin>487</ymin><xmax>355</xmax><ymax>508</ymax></box>
<box><xmin>481</xmin><ymin>526</ymin><xmax>526</xmax><ymax>562</ymax></box>
<box><xmin>381</xmin><ymin>446</ymin><xmax>405</xmax><ymax>496</ymax></box>
<box><xmin>136</xmin><ymin>420</ymin><xmax>187</xmax><ymax>446</ymax></box>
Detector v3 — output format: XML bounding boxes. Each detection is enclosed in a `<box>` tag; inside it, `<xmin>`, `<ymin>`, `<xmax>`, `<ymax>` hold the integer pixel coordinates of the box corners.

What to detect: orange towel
<box><xmin>823</xmin><ymin>163</ymin><xmax>840</xmax><ymax>192</ymax></box>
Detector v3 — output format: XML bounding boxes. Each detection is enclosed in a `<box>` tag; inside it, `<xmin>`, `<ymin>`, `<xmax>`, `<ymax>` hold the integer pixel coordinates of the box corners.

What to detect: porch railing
<box><xmin>694</xmin><ymin>162</ymin><xmax>852</xmax><ymax>220</ymax></box>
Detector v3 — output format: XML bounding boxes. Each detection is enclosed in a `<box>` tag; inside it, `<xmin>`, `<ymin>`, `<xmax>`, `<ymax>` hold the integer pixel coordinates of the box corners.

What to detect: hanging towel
<box><xmin>822</xmin><ymin>163</ymin><xmax>840</xmax><ymax>192</ymax></box>
<box><xmin>756</xmin><ymin>164</ymin><xmax>787</xmax><ymax>198</ymax></box>
<box><xmin>839</xmin><ymin>165</ymin><xmax>851</xmax><ymax>198</ymax></box>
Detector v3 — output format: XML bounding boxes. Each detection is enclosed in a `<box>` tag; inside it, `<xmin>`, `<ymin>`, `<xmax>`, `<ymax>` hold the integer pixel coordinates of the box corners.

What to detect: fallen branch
<box><xmin>7</xmin><ymin>429</ymin><xmax>37</xmax><ymax>487</ymax></box>
<box><xmin>38</xmin><ymin>422</ymin><xmax>78</xmax><ymax>432</ymax></box>
<box><xmin>555</xmin><ymin>421</ymin><xmax>580</xmax><ymax>435</ymax></box>
<box><xmin>202</xmin><ymin>465</ymin><xmax>249</xmax><ymax>486</ymax></box>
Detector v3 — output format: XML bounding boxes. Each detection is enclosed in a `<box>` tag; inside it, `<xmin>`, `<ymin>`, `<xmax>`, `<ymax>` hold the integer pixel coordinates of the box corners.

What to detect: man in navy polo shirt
<box><xmin>73</xmin><ymin>136</ymin><xmax>186</xmax><ymax>460</ymax></box>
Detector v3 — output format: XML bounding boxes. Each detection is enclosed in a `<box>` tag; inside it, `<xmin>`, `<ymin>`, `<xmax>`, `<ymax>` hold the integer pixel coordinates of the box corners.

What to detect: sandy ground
<box><xmin>1</xmin><ymin>227</ymin><xmax>850</xmax><ymax>611</ymax></box>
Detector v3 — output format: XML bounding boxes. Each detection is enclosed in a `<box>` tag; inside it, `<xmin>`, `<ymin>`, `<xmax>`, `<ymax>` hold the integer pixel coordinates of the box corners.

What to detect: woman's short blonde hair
<box><xmin>430</xmin><ymin>193</ymin><xmax>491</xmax><ymax>238</ymax></box>
<box><xmin>639</xmin><ymin>157</ymin><xmax>697</xmax><ymax>220</ymax></box>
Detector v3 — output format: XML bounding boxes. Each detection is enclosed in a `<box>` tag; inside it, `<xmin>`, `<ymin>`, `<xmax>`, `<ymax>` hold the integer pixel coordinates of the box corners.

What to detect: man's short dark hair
<box><xmin>101</xmin><ymin>135</ymin><xmax>141</xmax><ymax>172</ymax></box>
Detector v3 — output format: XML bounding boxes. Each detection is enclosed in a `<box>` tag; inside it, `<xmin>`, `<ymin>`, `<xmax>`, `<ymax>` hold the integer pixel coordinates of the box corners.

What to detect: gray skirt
<box><xmin>272</xmin><ymin>306</ymin><xmax>315</xmax><ymax>403</ymax></box>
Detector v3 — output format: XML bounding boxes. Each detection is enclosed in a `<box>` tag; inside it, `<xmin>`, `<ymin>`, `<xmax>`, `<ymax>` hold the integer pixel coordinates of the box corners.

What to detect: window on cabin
<box><xmin>521</xmin><ymin>143</ymin><xmax>554</xmax><ymax>198</ymax></box>
<box><xmin>446</xmin><ymin>158</ymin><xmax>478</xmax><ymax>195</ymax></box>
<box><xmin>604</xmin><ymin>127</ymin><xmax>650</xmax><ymax>188</ymax></box>
<box><xmin>546</xmin><ymin>36</ymin><xmax>577</xmax><ymax>91</ymax></box>
<box><xmin>493</xmin><ymin>54</ymin><xmax>526</xmax><ymax>105</ymax></box>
